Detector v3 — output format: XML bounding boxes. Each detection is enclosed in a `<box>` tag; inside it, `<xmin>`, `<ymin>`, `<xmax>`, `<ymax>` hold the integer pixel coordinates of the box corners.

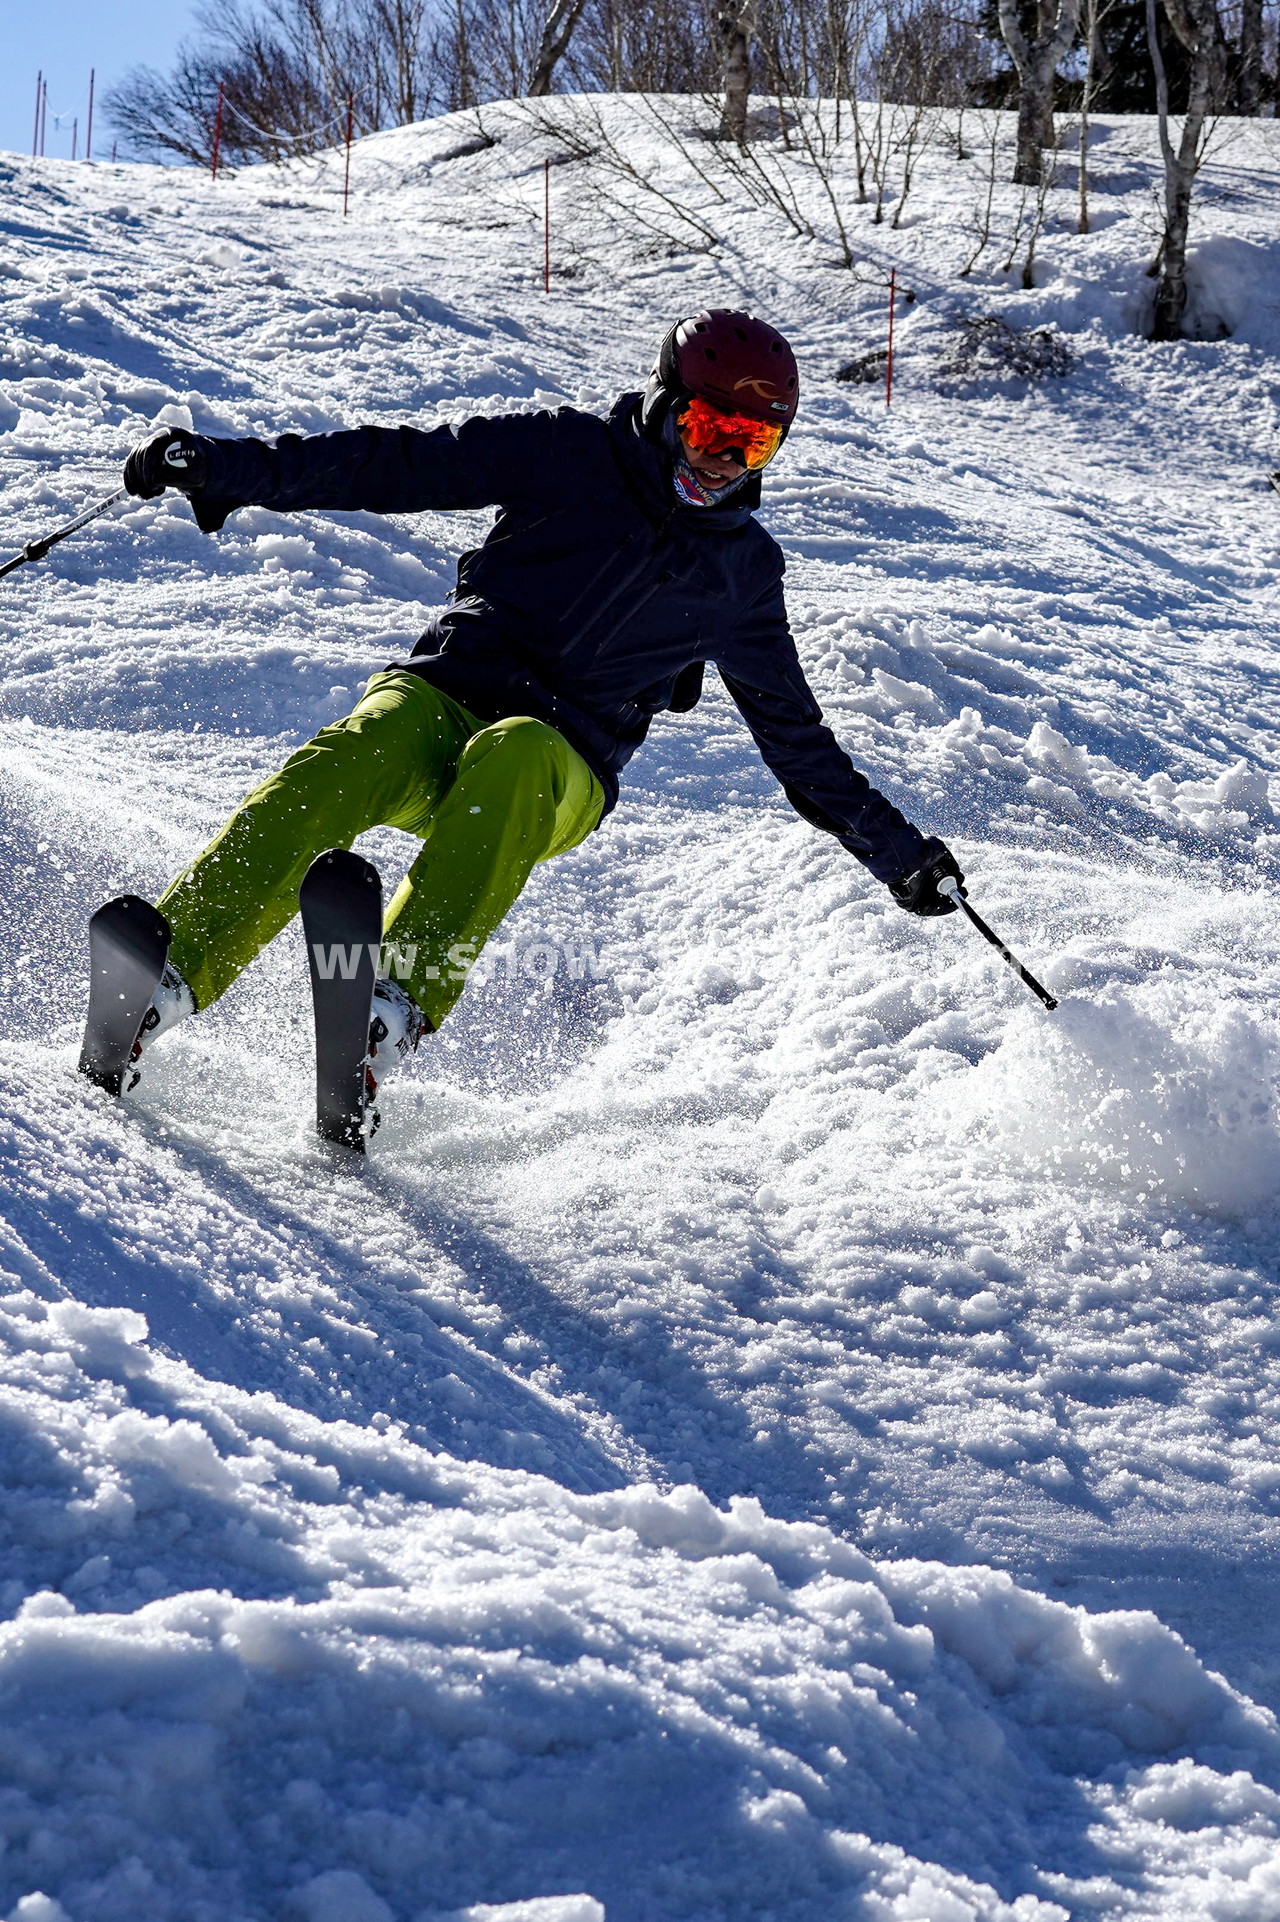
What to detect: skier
<box><xmin>113</xmin><ymin>309</ymin><xmax>963</xmax><ymax>1117</ymax></box>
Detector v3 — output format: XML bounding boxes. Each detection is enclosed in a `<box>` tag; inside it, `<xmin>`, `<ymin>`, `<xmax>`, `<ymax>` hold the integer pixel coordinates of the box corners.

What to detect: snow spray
<box><xmin>948</xmin><ymin>978</ymin><xmax>1280</xmax><ymax>1215</ymax></box>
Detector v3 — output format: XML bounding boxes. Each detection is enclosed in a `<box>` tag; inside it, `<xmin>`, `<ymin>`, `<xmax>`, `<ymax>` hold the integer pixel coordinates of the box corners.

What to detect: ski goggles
<box><xmin>676</xmin><ymin>396</ymin><xmax>786</xmax><ymax>471</ymax></box>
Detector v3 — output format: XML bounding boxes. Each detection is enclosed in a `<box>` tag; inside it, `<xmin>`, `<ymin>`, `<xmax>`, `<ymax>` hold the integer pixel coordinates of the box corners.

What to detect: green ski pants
<box><xmin>157</xmin><ymin>670</ymin><xmax>605</xmax><ymax>1030</ymax></box>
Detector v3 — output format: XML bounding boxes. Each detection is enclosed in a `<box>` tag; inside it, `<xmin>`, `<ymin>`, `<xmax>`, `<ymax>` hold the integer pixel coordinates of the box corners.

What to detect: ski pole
<box><xmin>0</xmin><ymin>487</ymin><xmax>128</xmax><ymax>582</ymax></box>
<box><xmin>939</xmin><ymin>877</ymin><xmax>1058</xmax><ymax>1011</ymax></box>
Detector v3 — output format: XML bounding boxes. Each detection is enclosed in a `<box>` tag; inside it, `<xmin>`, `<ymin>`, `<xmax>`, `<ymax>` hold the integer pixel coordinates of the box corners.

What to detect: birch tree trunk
<box><xmin>1147</xmin><ymin>0</ymin><xmax>1222</xmax><ymax>339</ymax></box>
<box><xmin>997</xmin><ymin>0</ymin><xmax>1081</xmax><ymax>183</ymax></box>
<box><xmin>1077</xmin><ymin>0</ymin><xmax>1096</xmax><ymax>232</ymax></box>
<box><xmin>1238</xmin><ymin>0</ymin><xmax>1263</xmax><ymax>113</ymax></box>
<box><xmin>529</xmin><ymin>0</ymin><xmax>588</xmax><ymax>95</ymax></box>
<box><xmin>719</xmin><ymin>0</ymin><xmax>759</xmax><ymax>143</ymax></box>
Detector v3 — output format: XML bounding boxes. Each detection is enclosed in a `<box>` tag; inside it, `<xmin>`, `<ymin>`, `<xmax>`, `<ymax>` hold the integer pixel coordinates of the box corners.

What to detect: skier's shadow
<box><xmin>371</xmin><ymin>1160</ymin><xmax>834</xmax><ymax>1514</ymax></box>
<box><xmin>1</xmin><ymin>1097</ymin><xmax>629</xmax><ymax>1501</ymax></box>
<box><xmin>11</xmin><ymin>1066</ymin><xmax>829</xmax><ymax>1513</ymax></box>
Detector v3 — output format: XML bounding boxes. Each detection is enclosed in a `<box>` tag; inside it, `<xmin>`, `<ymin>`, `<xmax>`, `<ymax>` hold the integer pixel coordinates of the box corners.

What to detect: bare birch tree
<box><xmin>1146</xmin><ymin>0</ymin><xmax>1224</xmax><ymax>339</ymax></box>
<box><xmin>1077</xmin><ymin>0</ymin><xmax>1118</xmax><ymax>230</ymax></box>
<box><xmin>1236</xmin><ymin>0</ymin><xmax>1264</xmax><ymax>110</ymax></box>
<box><xmin>529</xmin><ymin>0</ymin><xmax>590</xmax><ymax>92</ymax></box>
<box><xmin>718</xmin><ymin>0</ymin><xmax>759</xmax><ymax>141</ymax></box>
<box><xmin>996</xmin><ymin>0</ymin><xmax>1081</xmax><ymax>182</ymax></box>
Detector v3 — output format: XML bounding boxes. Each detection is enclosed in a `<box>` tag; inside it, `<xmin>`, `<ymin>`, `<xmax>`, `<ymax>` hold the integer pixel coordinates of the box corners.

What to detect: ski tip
<box><xmin>300</xmin><ymin>847</ymin><xmax>381</xmax><ymax>897</ymax></box>
<box><xmin>89</xmin><ymin>894</ymin><xmax>172</xmax><ymax>945</ymax></box>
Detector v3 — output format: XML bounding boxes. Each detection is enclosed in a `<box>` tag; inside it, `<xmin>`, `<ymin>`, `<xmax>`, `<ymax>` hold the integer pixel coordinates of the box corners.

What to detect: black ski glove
<box><xmin>124</xmin><ymin>429</ymin><xmax>210</xmax><ymax>500</ymax></box>
<box><xmin>888</xmin><ymin>836</ymin><xmax>964</xmax><ymax>916</ymax></box>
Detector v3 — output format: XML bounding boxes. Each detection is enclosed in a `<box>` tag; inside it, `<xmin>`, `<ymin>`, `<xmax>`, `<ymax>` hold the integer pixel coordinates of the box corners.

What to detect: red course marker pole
<box><xmin>211</xmin><ymin>80</ymin><xmax>226</xmax><ymax>182</ymax></box>
<box><xmin>543</xmin><ymin>158</ymin><xmax>550</xmax><ymax>293</ymax></box>
<box><xmin>343</xmin><ymin>93</ymin><xmax>354</xmax><ymax>216</ymax></box>
<box><xmin>886</xmin><ymin>268</ymin><xmax>896</xmax><ymax>409</ymax></box>
<box><xmin>86</xmin><ymin>69</ymin><xmax>95</xmax><ymax>160</ymax></box>
<box><xmin>32</xmin><ymin>72</ymin><xmax>41</xmax><ymax>157</ymax></box>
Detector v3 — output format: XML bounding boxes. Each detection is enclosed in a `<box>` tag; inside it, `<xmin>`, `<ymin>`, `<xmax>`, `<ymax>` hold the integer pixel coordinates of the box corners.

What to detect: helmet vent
<box><xmin>704</xmin><ymin>348</ymin><xmax>717</xmax><ymax>360</ymax></box>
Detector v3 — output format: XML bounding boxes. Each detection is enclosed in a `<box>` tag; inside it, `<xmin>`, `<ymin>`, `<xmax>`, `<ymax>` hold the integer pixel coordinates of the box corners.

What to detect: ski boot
<box><xmin>126</xmin><ymin>962</ymin><xmax>197</xmax><ymax>1090</ymax></box>
<box><xmin>363</xmin><ymin>977</ymin><xmax>430</xmax><ymax>1132</ymax></box>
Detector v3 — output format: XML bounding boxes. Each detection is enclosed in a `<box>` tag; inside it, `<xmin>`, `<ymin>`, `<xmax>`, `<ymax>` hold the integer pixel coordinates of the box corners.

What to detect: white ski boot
<box><xmin>126</xmin><ymin>961</ymin><xmax>197</xmax><ymax>1090</ymax></box>
<box><xmin>364</xmin><ymin>977</ymin><xmax>429</xmax><ymax>1120</ymax></box>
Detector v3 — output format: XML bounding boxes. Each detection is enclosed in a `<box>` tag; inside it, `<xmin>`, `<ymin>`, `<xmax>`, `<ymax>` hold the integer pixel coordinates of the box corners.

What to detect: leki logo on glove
<box><xmin>163</xmin><ymin>442</ymin><xmax>193</xmax><ymax>469</ymax></box>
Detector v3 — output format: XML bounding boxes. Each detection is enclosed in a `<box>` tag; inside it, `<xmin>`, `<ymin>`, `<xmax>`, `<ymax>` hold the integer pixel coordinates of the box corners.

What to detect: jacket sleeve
<box><xmin>190</xmin><ymin>410</ymin><xmax>563</xmax><ymax>531</ymax></box>
<box><xmin>715</xmin><ymin>578</ymin><xmax>929</xmax><ymax>886</ymax></box>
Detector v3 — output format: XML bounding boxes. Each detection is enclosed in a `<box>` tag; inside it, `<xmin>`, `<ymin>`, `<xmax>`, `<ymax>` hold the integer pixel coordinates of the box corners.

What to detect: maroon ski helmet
<box><xmin>641</xmin><ymin>310</ymin><xmax>800</xmax><ymax>437</ymax></box>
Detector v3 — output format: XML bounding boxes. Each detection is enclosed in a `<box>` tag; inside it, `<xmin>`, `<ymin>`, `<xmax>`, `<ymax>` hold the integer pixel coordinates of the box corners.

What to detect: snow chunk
<box><xmin>46</xmin><ymin>1301</ymin><xmax>152</xmax><ymax>1379</ymax></box>
<box><xmin>1026</xmin><ymin>721</ymin><xmax>1090</xmax><ymax>780</ymax></box>
<box><xmin>15</xmin><ymin>1593</ymin><xmax>76</xmax><ymax>1621</ymax></box>
<box><xmin>152</xmin><ymin>400</ymin><xmax>194</xmax><ymax>430</ymax></box>
<box><xmin>1127</xmin><ymin>1760</ymin><xmax>1280</xmax><ymax>1831</ymax></box>
<box><xmin>100</xmin><ymin>1411</ymin><xmax>242</xmax><ymax>1495</ymax></box>
<box><xmin>873</xmin><ymin>669</ymin><xmax>942</xmax><ymax>716</ymax></box>
<box><xmin>254</xmin><ymin>532</ymin><xmax>321</xmax><ymax>573</ymax></box>
<box><xmin>200</xmin><ymin>241</ymin><xmax>247</xmax><ymax>269</ymax></box>
<box><xmin>1213</xmin><ymin>759</ymin><xmax>1271</xmax><ymax>815</ymax></box>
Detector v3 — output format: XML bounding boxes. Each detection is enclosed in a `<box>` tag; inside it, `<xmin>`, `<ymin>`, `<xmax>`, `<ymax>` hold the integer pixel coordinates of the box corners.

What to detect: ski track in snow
<box><xmin>2</xmin><ymin>101</ymin><xmax>1280</xmax><ymax>1921</ymax></box>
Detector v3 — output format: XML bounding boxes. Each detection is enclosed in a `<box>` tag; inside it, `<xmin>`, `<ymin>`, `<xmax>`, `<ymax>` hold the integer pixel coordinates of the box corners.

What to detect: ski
<box><xmin>78</xmin><ymin>895</ymin><xmax>172</xmax><ymax>1096</ymax></box>
<box><xmin>299</xmin><ymin>848</ymin><xmax>383</xmax><ymax>1153</ymax></box>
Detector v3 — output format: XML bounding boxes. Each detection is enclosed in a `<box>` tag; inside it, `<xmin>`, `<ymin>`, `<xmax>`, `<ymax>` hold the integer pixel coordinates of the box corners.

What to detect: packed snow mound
<box><xmin>3</xmin><ymin>90</ymin><xmax>1280</xmax><ymax>1922</ymax></box>
<box><xmin>1183</xmin><ymin>235</ymin><xmax>1280</xmax><ymax>345</ymax></box>
<box><xmin>1</xmin><ymin>1289</ymin><xmax>1277</xmax><ymax>1922</ymax></box>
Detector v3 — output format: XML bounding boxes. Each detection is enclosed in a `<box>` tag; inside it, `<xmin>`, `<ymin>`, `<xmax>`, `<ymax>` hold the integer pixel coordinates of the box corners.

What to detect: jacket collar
<box><xmin>606</xmin><ymin>392</ymin><xmax>761</xmax><ymax>530</ymax></box>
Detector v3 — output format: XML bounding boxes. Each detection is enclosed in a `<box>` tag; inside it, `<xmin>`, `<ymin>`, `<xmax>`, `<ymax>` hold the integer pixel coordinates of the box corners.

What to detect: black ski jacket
<box><xmin>190</xmin><ymin>394</ymin><xmax>929</xmax><ymax>883</ymax></box>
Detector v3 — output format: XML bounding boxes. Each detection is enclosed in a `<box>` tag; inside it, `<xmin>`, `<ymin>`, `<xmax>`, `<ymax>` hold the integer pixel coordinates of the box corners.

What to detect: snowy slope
<box><xmin>3</xmin><ymin>99</ymin><xmax>1280</xmax><ymax>1921</ymax></box>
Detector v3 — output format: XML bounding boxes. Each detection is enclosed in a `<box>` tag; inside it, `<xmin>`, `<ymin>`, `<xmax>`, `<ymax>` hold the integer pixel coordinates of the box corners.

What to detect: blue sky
<box><xmin>1</xmin><ymin>0</ymin><xmax>198</xmax><ymax>160</ymax></box>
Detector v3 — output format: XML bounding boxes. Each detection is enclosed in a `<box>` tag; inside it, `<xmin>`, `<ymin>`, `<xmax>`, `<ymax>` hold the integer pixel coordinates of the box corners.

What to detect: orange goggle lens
<box><xmin>677</xmin><ymin>397</ymin><xmax>785</xmax><ymax>471</ymax></box>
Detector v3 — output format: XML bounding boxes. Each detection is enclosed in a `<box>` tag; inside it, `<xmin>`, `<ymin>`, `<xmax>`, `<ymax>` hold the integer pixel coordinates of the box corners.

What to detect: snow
<box><xmin>2</xmin><ymin>96</ymin><xmax>1280</xmax><ymax>1921</ymax></box>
